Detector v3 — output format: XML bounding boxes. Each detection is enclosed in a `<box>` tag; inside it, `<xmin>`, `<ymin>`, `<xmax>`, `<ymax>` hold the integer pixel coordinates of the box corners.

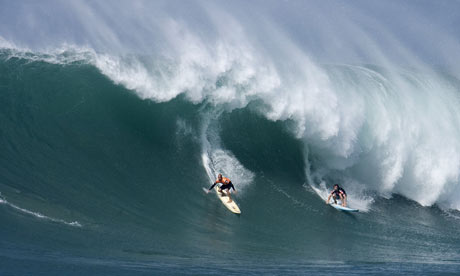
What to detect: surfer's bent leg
<box><xmin>227</xmin><ymin>183</ymin><xmax>236</xmax><ymax>202</ymax></box>
<box><xmin>219</xmin><ymin>183</ymin><xmax>234</xmax><ymax>203</ymax></box>
<box><xmin>225</xmin><ymin>188</ymin><xmax>232</xmax><ymax>203</ymax></box>
<box><xmin>338</xmin><ymin>193</ymin><xmax>346</xmax><ymax>207</ymax></box>
<box><xmin>333</xmin><ymin>194</ymin><xmax>338</xmax><ymax>204</ymax></box>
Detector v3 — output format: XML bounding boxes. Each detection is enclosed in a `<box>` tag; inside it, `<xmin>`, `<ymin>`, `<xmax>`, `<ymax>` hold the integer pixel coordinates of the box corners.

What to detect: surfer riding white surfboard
<box><xmin>206</xmin><ymin>174</ymin><xmax>237</xmax><ymax>203</ymax></box>
<box><xmin>325</xmin><ymin>184</ymin><xmax>359</xmax><ymax>212</ymax></box>
<box><xmin>326</xmin><ymin>184</ymin><xmax>347</xmax><ymax>207</ymax></box>
<box><xmin>203</xmin><ymin>173</ymin><xmax>241</xmax><ymax>214</ymax></box>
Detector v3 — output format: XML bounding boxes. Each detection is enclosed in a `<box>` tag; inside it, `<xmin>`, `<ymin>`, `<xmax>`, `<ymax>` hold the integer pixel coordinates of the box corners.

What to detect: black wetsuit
<box><xmin>219</xmin><ymin>182</ymin><xmax>235</xmax><ymax>191</ymax></box>
<box><xmin>331</xmin><ymin>187</ymin><xmax>346</xmax><ymax>198</ymax></box>
<box><xmin>208</xmin><ymin>180</ymin><xmax>235</xmax><ymax>191</ymax></box>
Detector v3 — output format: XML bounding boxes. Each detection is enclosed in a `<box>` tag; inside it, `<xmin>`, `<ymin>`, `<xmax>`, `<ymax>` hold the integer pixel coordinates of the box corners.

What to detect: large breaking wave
<box><xmin>3</xmin><ymin>34</ymin><xmax>460</xmax><ymax>211</ymax></box>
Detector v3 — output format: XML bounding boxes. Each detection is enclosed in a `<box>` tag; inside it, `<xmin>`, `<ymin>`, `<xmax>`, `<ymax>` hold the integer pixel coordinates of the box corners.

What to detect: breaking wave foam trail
<box><xmin>200</xmin><ymin>109</ymin><xmax>255</xmax><ymax>191</ymax></box>
<box><xmin>2</xmin><ymin>28</ymin><xmax>460</xmax><ymax>211</ymax></box>
<box><xmin>0</xmin><ymin>194</ymin><xmax>81</xmax><ymax>227</ymax></box>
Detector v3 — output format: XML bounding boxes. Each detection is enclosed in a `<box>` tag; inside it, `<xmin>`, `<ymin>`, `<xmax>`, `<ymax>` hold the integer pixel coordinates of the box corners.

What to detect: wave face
<box><xmin>1</xmin><ymin>0</ymin><xmax>460</xmax><ymax>274</ymax></box>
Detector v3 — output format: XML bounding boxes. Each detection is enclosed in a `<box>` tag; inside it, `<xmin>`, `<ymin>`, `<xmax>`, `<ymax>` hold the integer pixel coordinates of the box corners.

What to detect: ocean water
<box><xmin>1</xmin><ymin>1</ymin><xmax>460</xmax><ymax>275</ymax></box>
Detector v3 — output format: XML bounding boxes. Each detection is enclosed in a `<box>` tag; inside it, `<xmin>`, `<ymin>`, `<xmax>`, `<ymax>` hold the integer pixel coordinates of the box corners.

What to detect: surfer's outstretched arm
<box><xmin>208</xmin><ymin>182</ymin><xmax>218</xmax><ymax>191</ymax></box>
<box><xmin>326</xmin><ymin>193</ymin><xmax>331</xmax><ymax>204</ymax></box>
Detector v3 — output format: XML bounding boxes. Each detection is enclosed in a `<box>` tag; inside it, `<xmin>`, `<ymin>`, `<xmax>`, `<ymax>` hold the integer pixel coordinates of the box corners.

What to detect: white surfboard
<box><xmin>203</xmin><ymin>187</ymin><xmax>241</xmax><ymax>214</ymax></box>
<box><xmin>215</xmin><ymin>187</ymin><xmax>241</xmax><ymax>214</ymax></box>
<box><xmin>312</xmin><ymin>185</ymin><xmax>360</xmax><ymax>212</ymax></box>
<box><xmin>330</xmin><ymin>202</ymin><xmax>359</xmax><ymax>212</ymax></box>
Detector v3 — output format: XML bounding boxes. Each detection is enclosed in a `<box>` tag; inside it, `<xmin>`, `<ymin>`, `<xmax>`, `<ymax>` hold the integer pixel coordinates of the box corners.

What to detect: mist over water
<box><xmin>1</xmin><ymin>0</ymin><xmax>460</xmax><ymax>274</ymax></box>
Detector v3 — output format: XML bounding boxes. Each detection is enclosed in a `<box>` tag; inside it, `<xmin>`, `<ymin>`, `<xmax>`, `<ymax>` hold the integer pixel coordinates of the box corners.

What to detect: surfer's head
<box><xmin>218</xmin><ymin>174</ymin><xmax>222</xmax><ymax>180</ymax></box>
<box><xmin>333</xmin><ymin>184</ymin><xmax>339</xmax><ymax>190</ymax></box>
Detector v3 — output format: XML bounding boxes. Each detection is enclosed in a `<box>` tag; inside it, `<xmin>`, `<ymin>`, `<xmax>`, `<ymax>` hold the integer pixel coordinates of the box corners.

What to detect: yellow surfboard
<box><xmin>214</xmin><ymin>187</ymin><xmax>241</xmax><ymax>214</ymax></box>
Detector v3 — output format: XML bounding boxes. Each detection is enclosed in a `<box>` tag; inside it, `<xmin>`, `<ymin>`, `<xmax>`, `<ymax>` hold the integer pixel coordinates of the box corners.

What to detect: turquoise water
<box><xmin>1</xmin><ymin>52</ymin><xmax>460</xmax><ymax>275</ymax></box>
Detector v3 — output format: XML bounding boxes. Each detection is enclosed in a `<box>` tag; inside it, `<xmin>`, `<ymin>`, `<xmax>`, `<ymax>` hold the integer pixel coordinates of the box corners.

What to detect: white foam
<box><xmin>0</xmin><ymin>39</ymin><xmax>96</xmax><ymax>66</ymax></box>
<box><xmin>91</xmin><ymin>25</ymin><xmax>281</xmax><ymax>106</ymax></box>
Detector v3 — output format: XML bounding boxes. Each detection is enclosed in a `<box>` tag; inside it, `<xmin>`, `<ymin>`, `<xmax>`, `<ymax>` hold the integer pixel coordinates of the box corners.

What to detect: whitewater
<box><xmin>1</xmin><ymin>0</ymin><xmax>460</xmax><ymax>275</ymax></box>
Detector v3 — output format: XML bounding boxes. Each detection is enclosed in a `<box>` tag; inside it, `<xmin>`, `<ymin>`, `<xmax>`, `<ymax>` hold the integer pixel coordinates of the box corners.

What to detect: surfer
<box><xmin>207</xmin><ymin>174</ymin><xmax>237</xmax><ymax>203</ymax></box>
<box><xmin>326</xmin><ymin>184</ymin><xmax>347</xmax><ymax>207</ymax></box>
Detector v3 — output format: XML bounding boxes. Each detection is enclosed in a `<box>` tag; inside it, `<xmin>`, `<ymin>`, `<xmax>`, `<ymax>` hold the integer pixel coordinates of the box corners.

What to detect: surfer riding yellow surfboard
<box><xmin>207</xmin><ymin>174</ymin><xmax>237</xmax><ymax>203</ymax></box>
